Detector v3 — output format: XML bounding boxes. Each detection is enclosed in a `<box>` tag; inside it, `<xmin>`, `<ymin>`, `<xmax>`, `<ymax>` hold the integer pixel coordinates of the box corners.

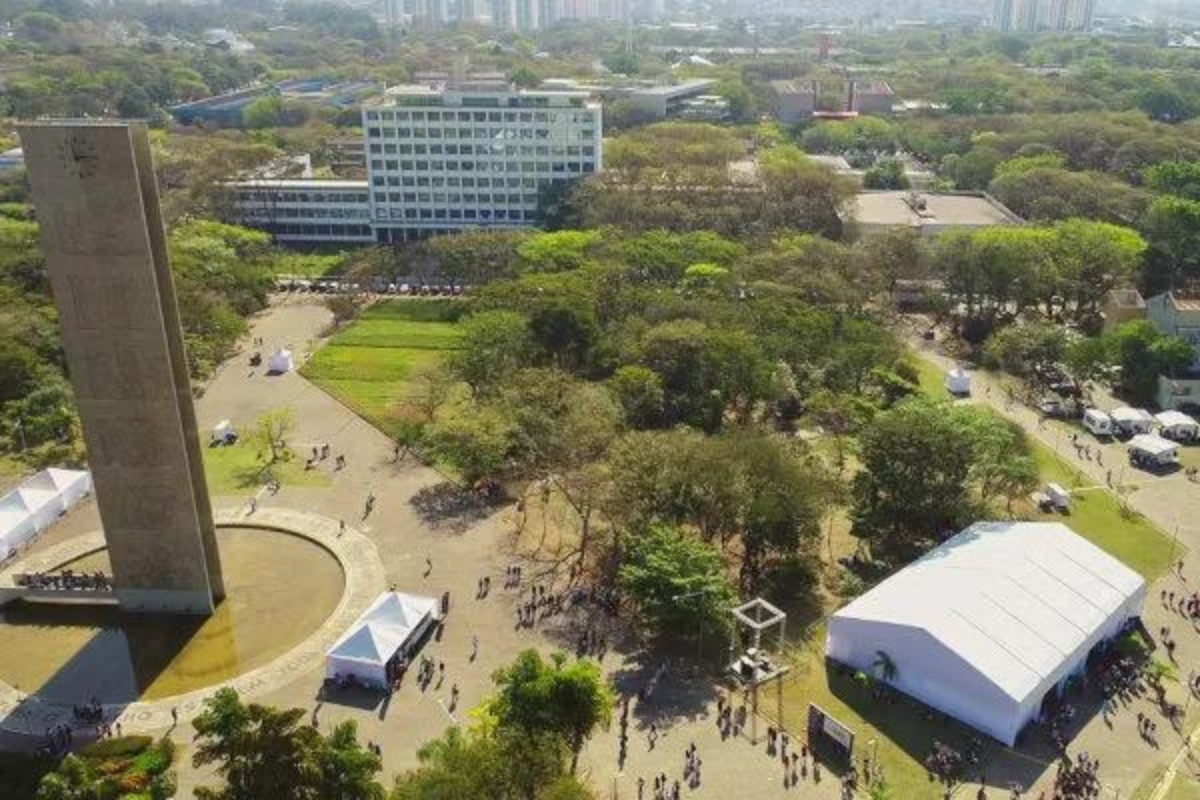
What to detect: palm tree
<box><xmin>869</xmin><ymin>778</ymin><xmax>894</xmax><ymax>800</ymax></box>
<box><xmin>872</xmin><ymin>650</ymin><xmax>898</xmax><ymax>684</ymax></box>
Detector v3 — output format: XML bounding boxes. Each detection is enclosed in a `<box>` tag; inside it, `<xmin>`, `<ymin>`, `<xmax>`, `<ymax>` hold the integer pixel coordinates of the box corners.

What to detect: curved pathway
<box><xmin>0</xmin><ymin>507</ymin><xmax>385</xmax><ymax>738</ymax></box>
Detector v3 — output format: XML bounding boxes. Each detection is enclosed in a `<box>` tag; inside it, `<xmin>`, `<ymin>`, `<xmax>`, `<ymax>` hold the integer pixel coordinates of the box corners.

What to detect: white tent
<box><xmin>1128</xmin><ymin>433</ymin><xmax>1179</xmax><ymax>466</ymax></box>
<box><xmin>1156</xmin><ymin>410</ymin><xmax>1199</xmax><ymax>441</ymax></box>
<box><xmin>267</xmin><ymin>349</ymin><xmax>295</xmax><ymax>374</ymax></box>
<box><xmin>27</xmin><ymin>468</ymin><xmax>91</xmax><ymax>507</ymax></box>
<box><xmin>1110</xmin><ymin>407</ymin><xmax>1154</xmax><ymax>435</ymax></box>
<box><xmin>325</xmin><ymin>592</ymin><xmax>439</xmax><ymax>688</ymax></box>
<box><xmin>826</xmin><ymin>521</ymin><xmax>1145</xmax><ymax>746</ymax></box>
<box><xmin>944</xmin><ymin>367</ymin><xmax>971</xmax><ymax>396</ymax></box>
<box><xmin>0</xmin><ymin>468</ymin><xmax>92</xmax><ymax>560</ymax></box>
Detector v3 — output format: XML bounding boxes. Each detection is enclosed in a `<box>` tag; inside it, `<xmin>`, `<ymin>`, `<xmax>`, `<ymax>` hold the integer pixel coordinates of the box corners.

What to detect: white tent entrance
<box><xmin>325</xmin><ymin>591</ymin><xmax>440</xmax><ymax>690</ymax></box>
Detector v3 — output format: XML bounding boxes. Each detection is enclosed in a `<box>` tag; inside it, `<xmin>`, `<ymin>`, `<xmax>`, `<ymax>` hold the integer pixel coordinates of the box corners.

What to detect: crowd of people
<box><xmin>16</xmin><ymin>569</ymin><xmax>110</xmax><ymax>591</ymax></box>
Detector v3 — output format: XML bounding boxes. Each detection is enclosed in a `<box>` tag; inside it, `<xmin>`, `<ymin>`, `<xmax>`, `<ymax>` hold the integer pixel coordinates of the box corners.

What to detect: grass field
<box><xmin>1029</xmin><ymin>440</ymin><xmax>1178</xmax><ymax>581</ymax></box>
<box><xmin>300</xmin><ymin>299</ymin><xmax>464</xmax><ymax>439</ymax></box>
<box><xmin>202</xmin><ymin>443</ymin><xmax>330</xmax><ymax>495</ymax></box>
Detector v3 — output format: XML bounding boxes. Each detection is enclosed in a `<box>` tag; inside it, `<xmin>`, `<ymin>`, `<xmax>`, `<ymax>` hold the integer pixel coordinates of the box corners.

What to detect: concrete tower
<box><xmin>19</xmin><ymin>122</ymin><xmax>224</xmax><ymax>615</ymax></box>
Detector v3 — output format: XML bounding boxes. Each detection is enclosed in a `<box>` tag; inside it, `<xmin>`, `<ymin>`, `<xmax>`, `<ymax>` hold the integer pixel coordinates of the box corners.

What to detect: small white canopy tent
<box><xmin>1129</xmin><ymin>433</ymin><xmax>1179</xmax><ymax>466</ymax></box>
<box><xmin>944</xmin><ymin>367</ymin><xmax>971</xmax><ymax>396</ymax></box>
<box><xmin>325</xmin><ymin>592</ymin><xmax>439</xmax><ymax>689</ymax></box>
<box><xmin>267</xmin><ymin>349</ymin><xmax>295</xmax><ymax>374</ymax></box>
<box><xmin>1156</xmin><ymin>410</ymin><xmax>1199</xmax><ymax>441</ymax></box>
<box><xmin>826</xmin><ymin>521</ymin><xmax>1145</xmax><ymax>746</ymax></box>
<box><xmin>1110</xmin><ymin>407</ymin><xmax>1154</xmax><ymax>435</ymax></box>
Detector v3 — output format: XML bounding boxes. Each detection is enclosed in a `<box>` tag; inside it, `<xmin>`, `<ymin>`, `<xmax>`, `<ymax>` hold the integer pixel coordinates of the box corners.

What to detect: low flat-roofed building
<box><xmin>850</xmin><ymin>80</ymin><xmax>895</xmax><ymax>115</ymax></box>
<box><xmin>771</xmin><ymin>80</ymin><xmax>817</xmax><ymax>123</ymax></box>
<box><xmin>623</xmin><ymin>79</ymin><xmax>719</xmax><ymax>118</ymax></box>
<box><xmin>850</xmin><ymin>191</ymin><xmax>1022</xmax><ymax>237</ymax></box>
<box><xmin>1102</xmin><ymin>288</ymin><xmax>1146</xmax><ymax>332</ymax></box>
<box><xmin>227</xmin><ymin>179</ymin><xmax>373</xmax><ymax>243</ymax></box>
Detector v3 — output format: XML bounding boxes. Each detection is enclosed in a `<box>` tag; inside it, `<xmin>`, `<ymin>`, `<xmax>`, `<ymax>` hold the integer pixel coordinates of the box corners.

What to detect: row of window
<box><xmin>371</xmin><ymin>191</ymin><xmax>541</xmax><ymax>206</ymax></box>
<box><xmin>368</xmin><ymin>142</ymin><xmax>596</xmax><ymax>157</ymax></box>
<box><xmin>242</xmin><ymin>206</ymin><xmax>371</xmax><ymax>220</ymax></box>
<box><xmin>366</xmin><ymin>109</ymin><xmax>595</xmax><ymax>124</ymax></box>
<box><xmin>370</xmin><ymin>175</ymin><xmax>547</xmax><ymax>189</ymax></box>
<box><xmin>236</xmin><ymin>191</ymin><xmax>369</xmax><ymax>204</ymax></box>
<box><xmin>369</xmin><ymin>160</ymin><xmax>592</xmax><ymax>175</ymax></box>
<box><xmin>267</xmin><ymin>223</ymin><xmax>374</xmax><ymax>238</ymax></box>
<box><xmin>374</xmin><ymin>207</ymin><xmax>534</xmax><ymax>221</ymax></box>
<box><xmin>366</xmin><ymin>127</ymin><xmax>596</xmax><ymax>141</ymax></box>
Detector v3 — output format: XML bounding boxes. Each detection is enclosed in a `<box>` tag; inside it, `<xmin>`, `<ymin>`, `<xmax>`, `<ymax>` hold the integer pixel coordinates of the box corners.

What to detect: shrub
<box><xmin>77</xmin><ymin>735</ymin><xmax>152</xmax><ymax>759</ymax></box>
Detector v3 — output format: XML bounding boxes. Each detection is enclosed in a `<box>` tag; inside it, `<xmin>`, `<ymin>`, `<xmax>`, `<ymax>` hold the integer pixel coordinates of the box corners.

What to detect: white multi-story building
<box><xmin>362</xmin><ymin>82</ymin><xmax>602</xmax><ymax>242</ymax></box>
<box><xmin>228</xmin><ymin>81</ymin><xmax>603</xmax><ymax>244</ymax></box>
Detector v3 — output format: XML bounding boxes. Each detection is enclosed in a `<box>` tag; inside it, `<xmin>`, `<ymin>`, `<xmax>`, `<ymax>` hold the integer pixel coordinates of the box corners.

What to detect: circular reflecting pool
<box><xmin>0</xmin><ymin>526</ymin><xmax>343</xmax><ymax>703</ymax></box>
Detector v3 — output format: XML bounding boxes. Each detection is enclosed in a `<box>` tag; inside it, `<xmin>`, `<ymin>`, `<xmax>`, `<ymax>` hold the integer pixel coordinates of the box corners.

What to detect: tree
<box><xmin>1107</xmin><ymin>320</ymin><xmax>1195</xmax><ymax>404</ymax></box>
<box><xmin>1146</xmin><ymin>160</ymin><xmax>1200</xmax><ymax>201</ymax></box>
<box><xmin>871</xmin><ymin>650</ymin><xmax>897</xmax><ymax>683</ymax></box>
<box><xmin>242</xmin><ymin>95</ymin><xmax>285</xmax><ymax>129</ymax></box>
<box><xmin>324</xmin><ymin>294</ymin><xmax>362</xmax><ymax>328</ymax></box>
<box><xmin>403</xmin><ymin>362</ymin><xmax>458</xmax><ymax>425</ymax></box>
<box><xmin>851</xmin><ymin>400</ymin><xmax>979</xmax><ymax>555</ymax></box>
<box><xmin>618</xmin><ymin>524</ymin><xmax>736</xmax><ymax>648</ymax></box>
<box><xmin>982</xmin><ymin>323</ymin><xmax>1068</xmax><ymax>376</ymax></box>
<box><xmin>35</xmin><ymin>755</ymin><xmax>92</xmax><ymax>800</ymax></box>
<box><xmin>608</xmin><ymin>365</ymin><xmax>665</xmax><ymax>429</ymax></box>
<box><xmin>391</xmin><ymin>726</ymin><xmax>589</xmax><ymax>800</ymax></box>
<box><xmin>192</xmin><ymin>688</ymin><xmax>384</xmax><ymax>800</ymax></box>
<box><xmin>426</xmin><ymin>397</ymin><xmax>515</xmax><ymax>485</ymax></box>
<box><xmin>862</xmin><ymin>159</ymin><xmax>910</xmax><ymax>190</ymax></box>
<box><xmin>451</xmin><ymin>310</ymin><xmax>534</xmax><ymax>396</ymax></box>
<box><xmin>252</xmin><ymin>408</ymin><xmax>295</xmax><ymax>464</ymax></box>
<box><xmin>487</xmin><ymin>650</ymin><xmax>615</xmax><ymax>774</ymax></box>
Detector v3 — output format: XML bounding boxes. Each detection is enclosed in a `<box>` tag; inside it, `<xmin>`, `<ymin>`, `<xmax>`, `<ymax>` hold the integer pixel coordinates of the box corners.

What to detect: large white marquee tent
<box><xmin>0</xmin><ymin>468</ymin><xmax>91</xmax><ymax>561</ymax></box>
<box><xmin>826</xmin><ymin>521</ymin><xmax>1145</xmax><ymax>745</ymax></box>
<box><xmin>325</xmin><ymin>591</ymin><xmax>440</xmax><ymax>689</ymax></box>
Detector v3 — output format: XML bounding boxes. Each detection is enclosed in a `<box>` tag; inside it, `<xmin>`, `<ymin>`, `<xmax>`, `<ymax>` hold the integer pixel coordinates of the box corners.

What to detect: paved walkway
<box><xmin>909</xmin><ymin>328</ymin><xmax>1200</xmax><ymax>799</ymax></box>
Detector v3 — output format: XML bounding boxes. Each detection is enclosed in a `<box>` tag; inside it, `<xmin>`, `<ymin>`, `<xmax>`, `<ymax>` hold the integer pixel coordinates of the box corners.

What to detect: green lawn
<box><xmin>774</xmin><ymin>634</ymin><xmax>1004</xmax><ymax>799</ymax></box>
<box><xmin>203</xmin><ymin>443</ymin><xmax>330</xmax><ymax>496</ymax></box>
<box><xmin>1029</xmin><ymin>441</ymin><xmax>1178</xmax><ymax>581</ymax></box>
<box><xmin>300</xmin><ymin>300</ymin><xmax>463</xmax><ymax>439</ymax></box>
<box><xmin>908</xmin><ymin>355</ymin><xmax>948</xmax><ymax>399</ymax></box>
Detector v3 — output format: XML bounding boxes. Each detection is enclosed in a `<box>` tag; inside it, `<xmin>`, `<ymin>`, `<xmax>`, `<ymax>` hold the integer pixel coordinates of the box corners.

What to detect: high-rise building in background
<box><xmin>992</xmin><ymin>0</ymin><xmax>1013</xmax><ymax>31</ymax></box>
<box><xmin>991</xmin><ymin>0</ymin><xmax>1092</xmax><ymax>31</ymax></box>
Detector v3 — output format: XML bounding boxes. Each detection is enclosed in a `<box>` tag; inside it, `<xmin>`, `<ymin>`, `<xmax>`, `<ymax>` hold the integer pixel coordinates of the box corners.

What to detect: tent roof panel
<box><xmin>832</xmin><ymin>522</ymin><xmax>1144</xmax><ymax>702</ymax></box>
<box><xmin>1129</xmin><ymin>434</ymin><xmax>1177</xmax><ymax>457</ymax></box>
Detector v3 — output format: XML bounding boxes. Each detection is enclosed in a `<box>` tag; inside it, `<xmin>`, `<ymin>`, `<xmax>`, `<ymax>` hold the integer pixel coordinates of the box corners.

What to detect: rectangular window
<box><xmin>369</xmin><ymin>144</ymin><xmax>382</xmax><ymax>154</ymax></box>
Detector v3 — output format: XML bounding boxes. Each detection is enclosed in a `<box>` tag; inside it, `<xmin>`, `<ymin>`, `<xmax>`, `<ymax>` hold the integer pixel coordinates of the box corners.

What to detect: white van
<box><xmin>1082</xmin><ymin>408</ymin><xmax>1113</xmax><ymax>437</ymax></box>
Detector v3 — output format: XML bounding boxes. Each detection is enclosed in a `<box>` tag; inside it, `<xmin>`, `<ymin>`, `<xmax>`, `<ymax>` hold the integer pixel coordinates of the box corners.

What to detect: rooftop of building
<box><xmin>1164</xmin><ymin>290</ymin><xmax>1200</xmax><ymax>312</ymax></box>
<box><xmin>852</xmin><ymin>80</ymin><xmax>894</xmax><ymax>95</ymax></box>
<box><xmin>770</xmin><ymin>79</ymin><xmax>818</xmax><ymax>94</ymax></box>
<box><xmin>229</xmin><ymin>179</ymin><xmax>369</xmax><ymax>190</ymax></box>
<box><xmin>1107</xmin><ymin>288</ymin><xmax>1146</xmax><ymax>309</ymax></box>
<box><xmin>851</xmin><ymin>191</ymin><xmax>1022</xmax><ymax>228</ymax></box>
<box><xmin>629</xmin><ymin>78</ymin><xmax>718</xmax><ymax>97</ymax></box>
